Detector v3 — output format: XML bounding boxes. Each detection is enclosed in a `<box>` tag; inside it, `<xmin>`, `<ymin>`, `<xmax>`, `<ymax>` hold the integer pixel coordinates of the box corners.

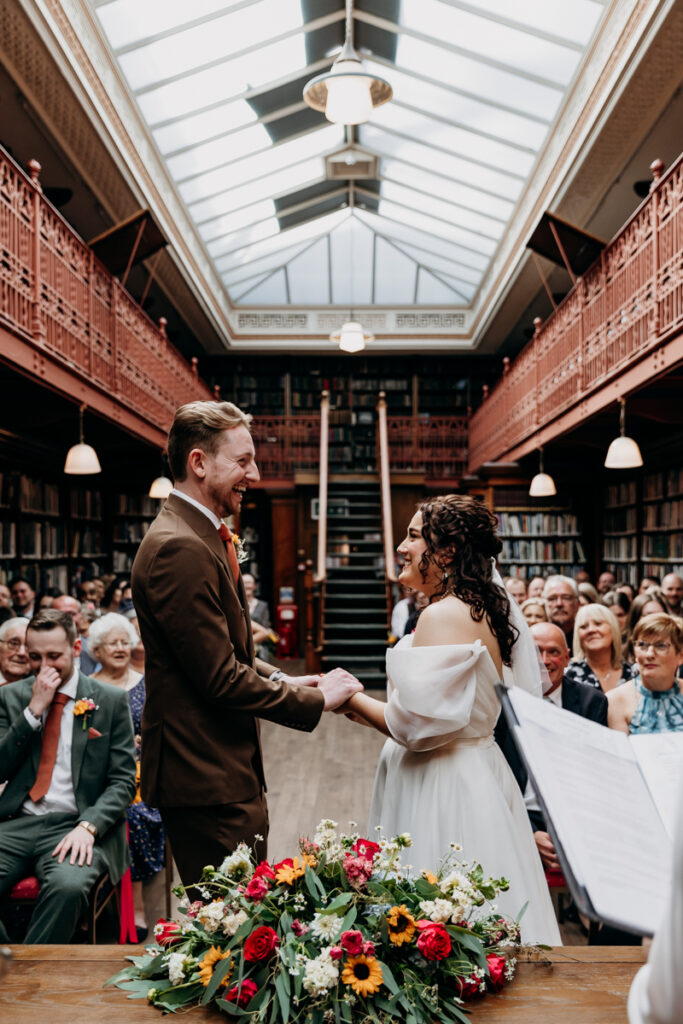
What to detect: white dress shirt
<box><xmin>391</xmin><ymin>597</ymin><xmax>412</xmax><ymax>638</ymax></box>
<box><xmin>22</xmin><ymin>669</ymin><xmax>79</xmax><ymax>816</ymax></box>
<box><xmin>171</xmin><ymin>488</ymin><xmax>222</xmax><ymax>530</ymax></box>
<box><xmin>524</xmin><ymin>683</ymin><xmax>562</xmax><ymax>817</ymax></box>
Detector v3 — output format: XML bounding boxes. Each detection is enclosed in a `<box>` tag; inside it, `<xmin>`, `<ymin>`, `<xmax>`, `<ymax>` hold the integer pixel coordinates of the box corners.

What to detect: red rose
<box><xmin>353</xmin><ymin>838</ymin><xmax>381</xmax><ymax>860</ymax></box>
<box><xmin>245</xmin><ymin>875</ymin><xmax>270</xmax><ymax>902</ymax></box>
<box><xmin>416</xmin><ymin>921</ymin><xmax>451</xmax><ymax>961</ymax></box>
<box><xmin>253</xmin><ymin>860</ymin><xmax>276</xmax><ymax>881</ymax></box>
<box><xmin>340</xmin><ymin>930</ymin><xmax>364</xmax><ymax>956</ymax></box>
<box><xmin>486</xmin><ymin>954</ymin><xmax>506</xmax><ymax>991</ymax></box>
<box><xmin>273</xmin><ymin>857</ymin><xmax>293</xmax><ymax>874</ymax></box>
<box><xmin>224</xmin><ymin>978</ymin><xmax>258</xmax><ymax>1007</ymax></box>
<box><xmin>363</xmin><ymin>940</ymin><xmax>375</xmax><ymax>957</ymax></box>
<box><xmin>244</xmin><ymin>925</ymin><xmax>280</xmax><ymax>962</ymax></box>
<box><xmin>153</xmin><ymin>918</ymin><xmax>182</xmax><ymax>947</ymax></box>
<box><xmin>456</xmin><ymin>973</ymin><xmax>481</xmax><ymax>1000</ymax></box>
<box><xmin>329</xmin><ymin>946</ymin><xmax>343</xmax><ymax>961</ymax></box>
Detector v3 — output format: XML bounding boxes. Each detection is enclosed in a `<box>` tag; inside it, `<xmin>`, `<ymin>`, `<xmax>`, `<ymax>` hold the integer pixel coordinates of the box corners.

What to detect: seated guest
<box><xmin>496</xmin><ymin>621</ymin><xmax>607</xmax><ymax>871</ymax></box>
<box><xmin>35</xmin><ymin>588</ymin><xmax>63</xmax><ymax>612</ymax></box>
<box><xmin>638</xmin><ymin>575</ymin><xmax>661</xmax><ymax>595</ymax></box>
<box><xmin>390</xmin><ymin>586</ymin><xmax>415</xmax><ymax>639</ymax></box>
<box><xmin>0</xmin><ymin>618</ymin><xmax>30</xmax><ymax>684</ymax></box>
<box><xmin>661</xmin><ymin>573</ymin><xmax>683</xmax><ymax>615</ymax></box>
<box><xmin>76</xmin><ymin>605</ymin><xmax>100</xmax><ymax>677</ymax></box>
<box><xmin>527</xmin><ymin>575</ymin><xmax>546</xmax><ymax>599</ymax></box>
<box><xmin>627</xmin><ymin>591</ymin><xmax>668</xmax><ymax>659</ymax></box>
<box><xmin>101</xmin><ymin>577</ymin><xmax>130</xmax><ymax>615</ymax></box>
<box><xmin>608</xmin><ymin>614</ymin><xmax>683</xmax><ymax>734</ymax></box>
<box><xmin>0</xmin><ymin>609</ymin><xmax>136</xmax><ymax>943</ymax></box>
<box><xmin>567</xmin><ymin>603</ymin><xmax>638</xmax><ymax>693</ymax></box>
<box><xmin>503</xmin><ymin>576</ymin><xmax>527</xmax><ymax>605</ymax></box>
<box><xmin>544</xmin><ymin>575</ymin><xmax>579</xmax><ymax>641</ymax></box>
<box><xmin>10</xmin><ymin>578</ymin><xmax>35</xmax><ymax>619</ymax></box>
<box><xmin>520</xmin><ymin>597</ymin><xmax>549</xmax><ymax>626</ymax></box>
<box><xmin>89</xmin><ymin>613</ymin><xmax>164</xmax><ymax>939</ymax></box>
<box><xmin>604</xmin><ymin>589</ymin><xmax>631</xmax><ymax>643</ymax></box>
<box><xmin>242</xmin><ymin>574</ymin><xmax>272</xmax><ymax>659</ymax></box>
<box><xmin>578</xmin><ymin>582</ymin><xmax>602</xmax><ymax>607</ymax></box>
<box><xmin>597</xmin><ymin>570</ymin><xmax>616</xmax><ymax>595</ymax></box>
<box><xmin>575</xmin><ymin>568</ymin><xmax>591</xmax><ymax>585</ymax></box>
<box><xmin>617</xmin><ymin>582</ymin><xmax>635</xmax><ymax>603</ymax></box>
<box><xmin>90</xmin><ymin>577</ymin><xmax>105</xmax><ymax>608</ymax></box>
<box><xmin>51</xmin><ymin>595</ymin><xmax>80</xmax><ymax>621</ymax></box>
<box><xmin>0</xmin><ymin>584</ymin><xmax>12</xmax><ymax>613</ymax></box>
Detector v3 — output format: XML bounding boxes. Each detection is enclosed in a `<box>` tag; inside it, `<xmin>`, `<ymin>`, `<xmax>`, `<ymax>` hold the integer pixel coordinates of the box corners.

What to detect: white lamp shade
<box><xmin>148</xmin><ymin>475</ymin><xmax>173</xmax><ymax>499</ymax></box>
<box><xmin>324</xmin><ymin>63</ymin><xmax>374</xmax><ymax>124</ymax></box>
<box><xmin>64</xmin><ymin>442</ymin><xmax>101</xmax><ymax>475</ymax></box>
<box><xmin>604</xmin><ymin>435</ymin><xmax>643</xmax><ymax>469</ymax></box>
<box><xmin>338</xmin><ymin>321</ymin><xmax>366</xmax><ymax>353</ymax></box>
<box><xmin>529</xmin><ymin>472</ymin><xmax>557</xmax><ymax>497</ymax></box>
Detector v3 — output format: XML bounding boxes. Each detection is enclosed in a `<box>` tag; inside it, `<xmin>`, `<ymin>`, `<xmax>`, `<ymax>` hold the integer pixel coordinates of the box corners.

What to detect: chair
<box><xmin>6</xmin><ymin>870</ymin><xmax>122</xmax><ymax>943</ymax></box>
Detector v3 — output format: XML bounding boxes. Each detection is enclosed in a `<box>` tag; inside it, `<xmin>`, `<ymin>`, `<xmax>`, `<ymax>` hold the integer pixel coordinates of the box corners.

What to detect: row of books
<box><xmin>70</xmin><ymin>489</ymin><xmax>102</xmax><ymax>519</ymax></box>
<box><xmin>644</xmin><ymin>468</ymin><xmax>683</xmax><ymax>500</ymax></box>
<box><xmin>112</xmin><ymin>551</ymin><xmax>134</xmax><ymax>573</ymax></box>
<box><xmin>643</xmin><ymin>500</ymin><xmax>683</xmax><ymax>529</ymax></box>
<box><xmin>113</xmin><ymin>521</ymin><xmax>151</xmax><ymax>543</ymax></box>
<box><xmin>604</xmin><ymin>507</ymin><xmax>637</xmax><ymax>533</ymax></box>
<box><xmin>116</xmin><ymin>495</ymin><xmax>157</xmax><ymax>516</ymax></box>
<box><xmin>20</xmin><ymin>477</ymin><xmax>60</xmax><ymax>514</ymax></box>
<box><xmin>20</xmin><ymin>521</ymin><xmax>68</xmax><ymax>557</ymax></box>
<box><xmin>603</xmin><ymin>536</ymin><xmax>638</xmax><ymax>560</ymax></box>
<box><xmin>641</xmin><ymin>534</ymin><xmax>683</xmax><ymax>559</ymax></box>
<box><xmin>501</xmin><ymin>539</ymin><xmax>586</xmax><ymax>561</ymax></box>
<box><xmin>0</xmin><ymin>471</ymin><xmax>14</xmax><ymax>507</ymax></box>
<box><xmin>604</xmin><ymin>562</ymin><xmax>638</xmax><ymax>585</ymax></box>
<box><xmin>605</xmin><ymin>481</ymin><xmax>637</xmax><ymax>507</ymax></box>
<box><xmin>0</xmin><ymin>521</ymin><xmax>16</xmax><ymax>556</ymax></box>
<box><xmin>498</xmin><ymin>512</ymin><xmax>579</xmax><ymax>535</ymax></box>
<box><xmin>642</xmin><ymin>561</ymin><xmax>683</xmax><ymax>577</ymax></box>
<box><xmin>502</xmin><ymin>563</ymin><xmax>585</xmax><ymax>577</ymax></box>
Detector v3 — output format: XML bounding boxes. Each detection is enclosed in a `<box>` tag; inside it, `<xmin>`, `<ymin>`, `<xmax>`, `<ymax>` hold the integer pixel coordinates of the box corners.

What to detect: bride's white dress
<box><xmin>368</xmin><ymin>635</ymin><xmax>562</xmax><ymax>945</ymax></box>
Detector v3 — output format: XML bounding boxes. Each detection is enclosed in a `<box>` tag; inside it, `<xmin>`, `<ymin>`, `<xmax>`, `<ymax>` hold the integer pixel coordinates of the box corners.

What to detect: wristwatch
<box><xmin>78</xmin><ymin>820</ymin><xmax>97</xmax><ymax>837</ymax></box>
<box><xmin>269</xmin><ymin>669</ymin><xmax>285</xmax><ymax>682</ymax></box>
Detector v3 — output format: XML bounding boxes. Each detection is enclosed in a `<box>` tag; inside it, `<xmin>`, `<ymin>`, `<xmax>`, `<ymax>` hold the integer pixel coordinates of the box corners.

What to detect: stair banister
<box><xmin>312</xmin><ymin>389</ymin><xmax>330</xmax><ymax>660</ymax></box>
<box><xmin>377</xmin><ymin>392</ymin><xmax>398</xmax><ymax>633</ymax></box>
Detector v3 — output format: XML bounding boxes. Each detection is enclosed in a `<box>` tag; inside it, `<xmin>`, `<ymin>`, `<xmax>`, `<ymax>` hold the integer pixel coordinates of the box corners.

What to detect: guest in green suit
<box><xmin>0</xmin><ymin>609</ymin><xmax>136</xmax><ymax>943</ymax></box>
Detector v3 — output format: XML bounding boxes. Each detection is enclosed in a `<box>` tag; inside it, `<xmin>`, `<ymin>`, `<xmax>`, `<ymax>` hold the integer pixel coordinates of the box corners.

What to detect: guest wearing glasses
<box><xmin>89</xmin><ymin>613</ymin><xmax>164</xmax><ymax>941</ymax></box>
<box><xmin>543</xmin><ymin>575</ymin><xmax>580</xmax><ymax>641</ymax></box>
<box><xmin>607</xmin><ymin>614</ymin><xmax>683</xmax><ymax>733</ymax></box>
<box><xmin>0</xmin><ymin>617</ymin><xmax>30</xmax><ymax>684</ymax></box>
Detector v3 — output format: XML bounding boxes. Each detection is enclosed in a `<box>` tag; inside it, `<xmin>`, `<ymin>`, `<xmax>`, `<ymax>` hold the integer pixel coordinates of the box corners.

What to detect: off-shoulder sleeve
<box><xmin>384</xmin><ymin>640</ymin><xmax>491</xmax><ymax>751</ymax></box>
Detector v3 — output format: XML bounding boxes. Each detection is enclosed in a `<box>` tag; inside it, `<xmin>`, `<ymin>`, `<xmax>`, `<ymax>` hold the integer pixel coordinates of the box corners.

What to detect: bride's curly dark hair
<box><xmin>418</xmin><ymin>494</ymin><xmax>518</xmax><ymax>665</ymax></box>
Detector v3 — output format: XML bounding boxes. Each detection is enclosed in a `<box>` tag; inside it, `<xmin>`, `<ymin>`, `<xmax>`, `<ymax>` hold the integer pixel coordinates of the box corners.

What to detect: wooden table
<box><xmin>0</xmin><ymin>946</ymin><xmax>644</xmax><ymax>1022</ymax></box>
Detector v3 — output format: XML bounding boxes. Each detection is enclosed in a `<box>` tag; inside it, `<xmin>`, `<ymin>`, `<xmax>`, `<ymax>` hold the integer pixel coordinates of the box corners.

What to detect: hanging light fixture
<box><xmin>331</xmin><ymin>319</ymin><xmax>374</xmax><ymax>353</ymax></box>
<box><xmin>148</xmin><ymin>475</ymin><xmax>173</xmax><ymax>499</ymax></box>
<box><xmin>64</xmin><ymin>405</ymin><xmax>101</xmax><ymax>475</ymax></box>
<box><xmin>303</xmin><ymin>0</ymin><xmax>392</xmax><ymax>124</ymax></box>
<box><xmin>529</xmin><ymin>447</ymin><xmax>557</xmax><ymax>497</ymax></box>
<box><xmin>604</xmin><ymin>398</ymin><xmax>643</xmax><ymax>469</ymax></box>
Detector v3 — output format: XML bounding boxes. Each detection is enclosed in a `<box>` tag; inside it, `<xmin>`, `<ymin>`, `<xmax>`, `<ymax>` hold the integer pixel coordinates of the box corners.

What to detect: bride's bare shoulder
<box><xmin>419</xmin><ymin>595</ymin><xmax>471</xmax><ymax>625</ymax></box>
<box><xmin>415</xmin><ymin>595</ymin><xmax>500</xmax><ymax>658</ymax></box>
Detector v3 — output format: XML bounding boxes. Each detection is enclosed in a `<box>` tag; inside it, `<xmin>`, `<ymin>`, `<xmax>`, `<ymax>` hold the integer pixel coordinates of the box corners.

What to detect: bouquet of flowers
<box><xmin>107</xmin><ymin>820</ymin><xmax>522</xmax><ymax>1022</ymax></box>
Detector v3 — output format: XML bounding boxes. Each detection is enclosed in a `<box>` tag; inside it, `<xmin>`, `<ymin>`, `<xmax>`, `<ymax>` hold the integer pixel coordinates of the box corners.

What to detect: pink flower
<box><xmin>186</xmin><ymin>901</ymin><xmax>203</xmax><ymax>919</ymax></box>
<box><xmin>340</xmin><ymin>930</ymin><xmax>364</xmax><ymax>956</ymax></box>
<box><xmin>329</xmin><ymin>946</ymin><xmax>343</xmax><ymax>961</ymax></box>
<box><xmin>245</xmin><ymin>875</ymin><xmax>270</xmax><ymax>902</ymax></box>
<box><xmin>291</xmin><ymin>918</ymin><xmax>310</xmax><ymax>937</ymax></box>
<box><xmin>363</xmin><ymin>941</ymin><xmax>375</xmax><ymax>956</ymax></box>
<box><xmin>344</xmin><ymin>854</ymin><xmax>374</xmax><ymax>888</ymax></box>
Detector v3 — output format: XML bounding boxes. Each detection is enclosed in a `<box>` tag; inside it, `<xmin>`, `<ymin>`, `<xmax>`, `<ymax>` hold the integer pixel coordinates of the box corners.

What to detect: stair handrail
<box><xmin>315</xmin><ymin>389</ymin><xmax>330</xmax><ymax>584</ymax></box>
<box><xmin>377</xmin><ymin>393</ymin><xmax>398</xmax><ymax>633</ymax></box>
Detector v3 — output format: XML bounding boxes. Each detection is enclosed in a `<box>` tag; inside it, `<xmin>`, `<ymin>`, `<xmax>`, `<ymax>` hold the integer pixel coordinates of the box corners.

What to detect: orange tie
<box><xmin>29</xmin><ymin>692</ymin><xmax>70</xmax><ymax>802</ymax></box>
<box><xmin>218</xmin><ymin>523</ymin><xmax>240</xmax><ymax>582</ymax></box>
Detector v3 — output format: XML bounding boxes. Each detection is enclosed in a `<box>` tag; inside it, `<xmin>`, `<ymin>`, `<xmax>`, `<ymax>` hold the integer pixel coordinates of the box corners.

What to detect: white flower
<box><xmin>310</xmin><ymin>912</ymin><xmax>343</xmax><ymax>942</ymax></box>
<box><xmin>398</xmin><ymin>832</ymin><xmax>412</xmax><ymax>847</ymax></box>
<box><xmin>197</xmin><ymin>900</ymin><xmax>226</xmax><ymax>934</ymax></box>
<box><xmin>167</xmin><ymin>952</ymin><xmax>186</xmax><ymax>986</ymax></box>
<box><xmin>419</xmin><ymin>898</ymin><xmax>455</xmax><ymax>923</ymax></box>
<box><xmin>302</xmin><ymin>949</ymin><xmax>340</xmax><ymax>997</ymax></box>
<box><xmin>313</xmin><ymin>819</ymin><xmax>338</xmax><ymax>849</ymax></box>
<box><xmin>222</xmin><ymin>909</ymin><xmax>248</xmax><ymax>936</ymax></box>
<box><xmin>220</xmin><ymin>843</ymin><xmax>253</xmax><ymax>879</ymax></box>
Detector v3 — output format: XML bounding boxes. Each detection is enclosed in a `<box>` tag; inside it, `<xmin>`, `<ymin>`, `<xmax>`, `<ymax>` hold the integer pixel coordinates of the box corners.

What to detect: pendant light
<box><xmin>64</xmin><ymin>405</ymin><xmax>101</xmax><ymax>475</ymax></box>
<box><xmin>303</xmin><ymin>0</ymin><xmax>392</xmax><ymax>124</ymax></box>
<box><xmin>604</xmin><ymin>398</ymin><xmax>643</xmax><ymax>469</ymax></box>
<box><xmin>529</xmin><ymin>448</ymin><xmax>556</xmax><ymax>497</ymax></box>
<box><xmin>148</xmin><ymin>475</ymin><xmax>173</xmax><ymax>499</ymax></box>
<box><xmin>332</xmin><ymin>319</ymin><xmax>374</xmax><ymax>353</ymax></box>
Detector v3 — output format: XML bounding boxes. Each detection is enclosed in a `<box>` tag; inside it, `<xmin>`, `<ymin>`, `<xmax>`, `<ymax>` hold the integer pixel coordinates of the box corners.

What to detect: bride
<box><xmin>342</xmin><ymin>494</ymin><xmax>561</xmax><ymax>945</ymax></box>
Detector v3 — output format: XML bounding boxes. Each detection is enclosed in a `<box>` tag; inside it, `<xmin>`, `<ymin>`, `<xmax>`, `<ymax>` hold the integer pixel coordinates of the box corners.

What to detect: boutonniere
<box><xmin>231</xmin><ymin>533</ymin><xmax>249</xmax><ymax>564</ymax></box>
<box><xmin>73</xmin><ymin>698</ymin><xmax>98</xmax><ymax>730</ymax></box>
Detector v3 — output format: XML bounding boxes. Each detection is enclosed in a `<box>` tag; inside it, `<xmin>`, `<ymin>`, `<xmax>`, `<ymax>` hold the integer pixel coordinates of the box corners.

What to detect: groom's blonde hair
<box><xmin>168</xmin><ymin>400</ymin><xmax>252</xmax><ymax>481</ymax></box>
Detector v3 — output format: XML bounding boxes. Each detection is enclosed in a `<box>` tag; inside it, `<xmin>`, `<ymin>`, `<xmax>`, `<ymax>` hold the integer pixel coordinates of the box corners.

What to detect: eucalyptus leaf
<box><xmin>322</xmin><ymin>892</ymin><xmax>353</xmax><ymax>914</ymax></box>
<box><xmin>275</xmin><ymin>971</ymin><xmax>290</xmax><ymax>1022</ymax></box>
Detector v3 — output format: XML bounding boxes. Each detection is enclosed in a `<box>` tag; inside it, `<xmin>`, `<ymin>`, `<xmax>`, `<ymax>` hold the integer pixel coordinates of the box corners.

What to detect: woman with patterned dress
<box><xmin>607</xmin><ymin>614</ymin><xmax>683</xmax><ymax>734</ymax></box>
<box><xmin>567</xmin><ymin>603</ymin><xmax>638</xmax><ymax>693</ymax></box>
<box><xmin>89</xmin><ymin>612</ymin><xmax>165</xmax><ymax>939</ymax></box>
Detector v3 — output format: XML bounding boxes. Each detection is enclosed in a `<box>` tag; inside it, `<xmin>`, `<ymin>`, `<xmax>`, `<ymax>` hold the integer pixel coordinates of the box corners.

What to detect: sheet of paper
<box><xmin>507</xmin><ymin>688</ymin><xmax>672</xmax><ymax>935</ymax></box>
<box><xmin>630</xmin><ymin>732</ymin><xmax>683</xmax><ymax>840</ymax></box>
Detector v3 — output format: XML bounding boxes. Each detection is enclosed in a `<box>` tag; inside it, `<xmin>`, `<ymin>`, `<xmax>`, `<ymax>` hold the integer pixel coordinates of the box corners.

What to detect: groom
<box><xmin>132</xmin><ymin>400</ymin><xmax>362</xmax><ymax>885</ymax></box>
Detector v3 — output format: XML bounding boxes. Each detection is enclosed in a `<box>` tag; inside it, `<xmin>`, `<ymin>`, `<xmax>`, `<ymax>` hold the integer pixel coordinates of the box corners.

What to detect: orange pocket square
<box><xmin>88</xmin><ymin>727</ymin><xmax>102</xmax><ymax>739</ymax></box>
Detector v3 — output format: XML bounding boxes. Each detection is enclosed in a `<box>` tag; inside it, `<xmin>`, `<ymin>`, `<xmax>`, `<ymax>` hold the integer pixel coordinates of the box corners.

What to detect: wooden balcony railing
<box><xmin>0</xmin><ymin>148</ymin><xmax>212</xmax><ymax>441</ymax></box>
<box><xmin>469</xmin><ymin>153</ymin><xmax>683</xmax><ymax>471</ymax></box>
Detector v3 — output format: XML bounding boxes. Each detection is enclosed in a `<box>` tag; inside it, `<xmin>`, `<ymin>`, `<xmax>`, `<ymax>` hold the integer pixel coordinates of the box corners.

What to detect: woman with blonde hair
<box><xmin>566</xmin><ymin>603</ymin><xmax>638</xmax><ymax>692</ymax></box>
<box><xmin>520</xmin><ymin>597</ymin><xmax>549</xmax><ymax>626</ymax></box>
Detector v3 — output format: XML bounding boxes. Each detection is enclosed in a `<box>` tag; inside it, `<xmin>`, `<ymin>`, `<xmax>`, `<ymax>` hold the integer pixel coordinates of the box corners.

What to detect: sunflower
<box><xmin>341</xmin><ymin>955</ymin><xmax>383</xmax><ymax>997</ymax></box>
<box><xmin>275</xmin><ymin>853</ymin><xmax>316</xmax><ymax>886</ymax></box>
<box><xmin>386</xmin><ymin>904</ymin><xmax>417</xmax><ymax>945</ymax></box>
<box><xmin>197</xmin><ymin>946</ymin><xmax>233</xmax><ymax>988</ymax></box>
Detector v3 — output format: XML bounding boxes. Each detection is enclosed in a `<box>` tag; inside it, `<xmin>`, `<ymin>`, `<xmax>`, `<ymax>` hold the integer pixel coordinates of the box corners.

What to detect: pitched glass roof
<box><xmin>92</xmin><ymin>0</ymin><xmax>607</xmax><ymax>309</ymax></box>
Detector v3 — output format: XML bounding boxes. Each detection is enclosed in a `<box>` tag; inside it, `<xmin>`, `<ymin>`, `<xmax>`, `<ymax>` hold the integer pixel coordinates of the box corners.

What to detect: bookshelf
<box><xmin>601</xmin><ymin>480</ymin><xmax>639</xmax><ymax>585</ymax></box>
<box><xmin>640</xmin><ymin>469</ymin><xmax>683</xmax><ymax>578</ymax></box>
<box><xmin>493</xmin><ymin>486</ymin><xmax>586</xmax><ymax>579</ymax></box>
<box><xmin>112</xmin><ymin>493</ymin><xmax>158</xmax><ymax>575</ymax></box>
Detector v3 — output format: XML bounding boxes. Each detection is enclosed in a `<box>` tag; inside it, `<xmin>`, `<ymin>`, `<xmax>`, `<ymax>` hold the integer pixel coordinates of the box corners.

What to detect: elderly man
<box><xmin>10</xmin><ymin>579</ymin><xmax>35</xmax><ymax>619</ymax></box>
<box><xmin>504</xmin><ymin>576</ymin><xmax>527</xmax><ymax>605</ymax></box>
<box><xmin>597</xmin><ymin>570</ymin><xmax>616</xmax><ymax>595</ymax></box>
<box><xmin>661</xmin><ymin>573</ymin><xmax>683</xmax><ymax>615</ymax></box>
<box><xmin>543</xmin><ymin>575</ymin><xmax>580</xmax><ymax>641</ymax></box>
<box><xmin>0</xmin><ymin>618</ymin><xmax>30</xmax><ymax>684</ymax></box>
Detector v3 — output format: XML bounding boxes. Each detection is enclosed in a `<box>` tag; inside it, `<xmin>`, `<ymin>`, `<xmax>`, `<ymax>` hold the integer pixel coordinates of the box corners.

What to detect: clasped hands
<box><xmin>283</xmin><ymin>668</ymin><xmax>364</xmax><ymax>711</ymax></box>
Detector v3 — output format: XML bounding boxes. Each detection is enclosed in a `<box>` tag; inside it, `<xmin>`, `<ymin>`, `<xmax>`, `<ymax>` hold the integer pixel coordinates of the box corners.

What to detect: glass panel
<box><xmin>287</xmin><ymin>237</ymin><xmax>330</xmax><ymax>304</ymax></box>
<box><xmin>96</xmin><ymin>0</ymin><xmax>240</xmax><ymax>51</ymax></box>
<box><xmin>462</xmin><ymin>0</ymin><xmax>604</xmax><ymax>46</ymax></box>
<box><xmin>356</xmin><ymin>210</ymin><xmax>484</xmax><ymax>283</ymax></box>
<box><xmin>168</xmin><ymin>123</ymin><xmax>271</xmax><ymax>182</ymax></box>
<box><xmin>216</xmin><ymin>209</ymin><xmax>350</xmax><ymax>273</ymax></box>
<box><xmin>232</xmin><ymin>269</ymin><xmax>274</xmax><ymax>301</ymax></box>
<box><xmin>189</xmin><ymin>158</ymin><xmax>323</xmax><ymax>223</ymax></box>
<box><xmin>380</xmin><ymin>158</ymin><xmax>514</xmax><ymax>222</ymax></box>
<box><xmin>208</xmin><ymin>218</ymin><xmax>280</xmax><ymax>259</ymax></box>
<box><xmin>399</xmin><ymin>0</ymin><xmax>581</xmax><ymax>85</ymax></box>
<box><xmin>360</xmin><ymin>125</ymin><xmax>521</xmax><ymax>201</ymax></box>
<box><xmin>199</xmin><ymin>199</ymin><xmax>275</xmax><ymax>243</ymax></box>
<box><xmin>178</xmin><ymin>125</ymin><xmax>342</xmax><ymax>204</ymax></box>
<box><xmin>363</xmin><ymin>60</ymin><xmax>548</xmax><ymax>149</ymax></box>
<box><xmin>382</xmin><ymin>238</ymin><xmax>481</xmax><ymax>289</ymax></box>
<box><xmin>416</xmin><ymin>269</ymin><xmax>469</xmax><ymax>304</ymax></box>
<box><xmin>395</xmin><ymin>35</ymin><xmax>563</xmax><ymax>120</ymax></box>
<box><xmin>118</xmin><ymin>0</ymin><xmax>304</xmax><ymax>91</ymax></box>
<box><xmin>376</xmin><ymin>200</ymin><xmax>494</xmax><ymax>262</ymax></box>
<box><xmin>370</xmin><ymin>102</ymin><xmax>535</xmax><ymax>177</ymax></box>
<box><xmin>329</xmin><ymin>218</ymin><xmax>374</xmax><ymax>306</ymax></box>
<box><xmin>377</xmin><ymin>181</ymin><xmax>504</xmax><ymax>241</ymax></box>
<box><xmin>373</xmin><ymin>238</ymin><xmax>417</xmax><ymax>305</ymax></box>
<box><xmin>153</xmin><ymin>100</ymin><xmax>256</xmax><ymax>155</ymax></box>
<box><xmin>238</xmin><ymin>268</ymin><xmax>288</xmax><ymax>304</ymax></box>
<box><xmin>222</xmin><ymin>239</ymin><xmax>318</xmax><ymax>286</ymax></box>
<box><xmin>137</xmin><ymin>36</ymin><xmax>305</xmax><ymax>124</ymax></box>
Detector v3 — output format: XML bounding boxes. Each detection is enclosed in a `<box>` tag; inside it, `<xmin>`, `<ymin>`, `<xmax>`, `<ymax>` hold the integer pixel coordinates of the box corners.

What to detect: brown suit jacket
<box><xmin>131</xmin><ymin>493</ymin><xmax>324</xmax><ymax>807</ymax></box>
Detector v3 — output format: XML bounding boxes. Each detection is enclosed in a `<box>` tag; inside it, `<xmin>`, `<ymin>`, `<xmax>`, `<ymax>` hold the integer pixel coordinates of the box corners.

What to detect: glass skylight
<box><xmin>91</xmin><ymin>0</ymin><xmax>608</xmax><ymax>311</ymax></box>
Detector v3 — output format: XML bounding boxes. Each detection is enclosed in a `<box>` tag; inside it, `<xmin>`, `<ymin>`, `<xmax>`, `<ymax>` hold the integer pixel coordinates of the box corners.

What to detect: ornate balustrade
<box><xmin>469</xmin><ymin>153</ymin><xmax>683</xmax><ymax>472</ymax></box>
<box><xmin>0</xmin><ymin>147</ymin><xmax>212</xmax><ymax>442</ymax></box>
